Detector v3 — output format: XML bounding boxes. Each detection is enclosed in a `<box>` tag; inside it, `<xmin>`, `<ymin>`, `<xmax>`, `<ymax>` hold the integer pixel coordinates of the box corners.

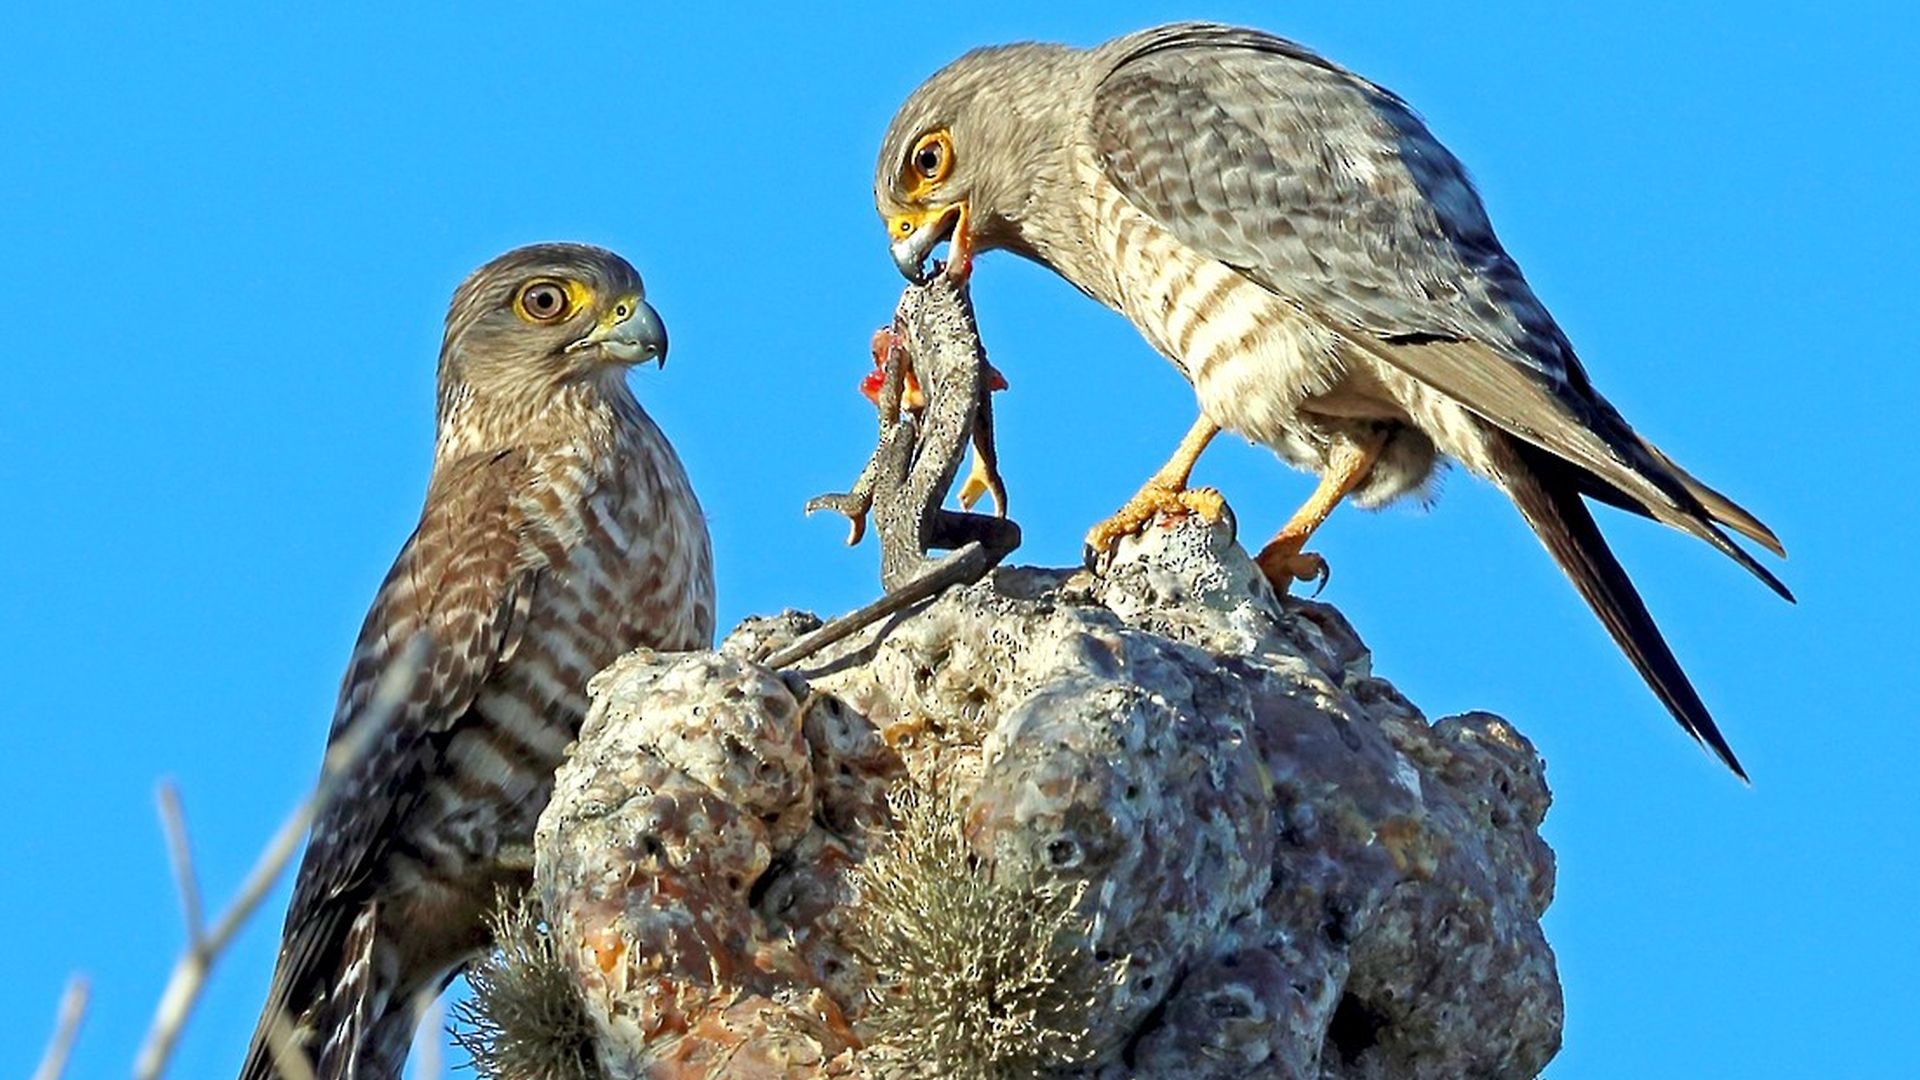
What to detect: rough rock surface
<box><xmin>533</xmin><ymin>515</ymin><xmax>1562</xmax><ymax>1079</ymax></box>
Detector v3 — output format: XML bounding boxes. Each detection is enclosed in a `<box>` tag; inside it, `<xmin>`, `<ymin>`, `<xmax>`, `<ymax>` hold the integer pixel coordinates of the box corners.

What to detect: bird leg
<box><xmin>1085</xmin><ymin>415</ymin><xmax>1226</xmax><ymax>562</ymax></box>
<box><xmin>1254</xmin><ymin>432</ymin><xmax>1385</xmax><ymax>594</ymax></box>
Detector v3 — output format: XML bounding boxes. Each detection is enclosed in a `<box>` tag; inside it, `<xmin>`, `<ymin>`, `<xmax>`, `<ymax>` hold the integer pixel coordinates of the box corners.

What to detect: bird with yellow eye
<box><xmin>885</xmin><ymin>128</ymin><xmax>971</xmax><ymax>282</ymax></box>
<box><xmin>870</xmin><ymin>23</ymin><xmax>1791</xmax><ymax>779</ymax></box>
<box><xmin>239</xmin><ymin>242</ymin><xmax>711</xmax><ymax>1080</ymax></box>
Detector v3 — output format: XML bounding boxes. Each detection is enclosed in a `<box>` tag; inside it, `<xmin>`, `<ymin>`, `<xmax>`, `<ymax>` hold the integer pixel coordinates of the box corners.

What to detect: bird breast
<box><xmin>1059</xmin><ymin>150</ymin><xmax>1352</xmax><ymax>467</ymax></box>
<box><xmin>411</xmin><ymin>409</ymin><xmax>713</xmax><ymax>884</ymax></box>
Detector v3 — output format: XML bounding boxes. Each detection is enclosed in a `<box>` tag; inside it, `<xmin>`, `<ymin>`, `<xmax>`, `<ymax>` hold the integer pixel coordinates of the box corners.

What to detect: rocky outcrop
<box><xmin>496</xmin><ymin>514</ymin><xmax>1561</xmax><ymax>1079</ymax></box>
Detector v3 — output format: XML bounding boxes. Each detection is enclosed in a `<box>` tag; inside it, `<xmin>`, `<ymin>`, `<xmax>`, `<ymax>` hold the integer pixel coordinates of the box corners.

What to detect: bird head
<box><xmin>438</xmin><ymin>243</ymin><xmax>667</xmax><ymax>412</ymax></box>
<box><xmin>875</xmin><ymin>43</ymin><xmax>1079</xmax><ymax>285</ymax></box>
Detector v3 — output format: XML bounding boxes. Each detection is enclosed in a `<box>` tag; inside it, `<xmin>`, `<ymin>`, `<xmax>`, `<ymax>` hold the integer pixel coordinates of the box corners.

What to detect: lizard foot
<box><xmin>956</xmin><ymin>449</ymin><xmax>1005</xmax><ymax>514</ymax></box>
<box><xmin>805</xmin><ymin>493</ymin><xmax>872</xmax><ymax>546</ymax></box>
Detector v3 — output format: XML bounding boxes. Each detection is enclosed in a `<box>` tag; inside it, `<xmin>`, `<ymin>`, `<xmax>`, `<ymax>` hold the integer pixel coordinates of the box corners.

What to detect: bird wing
<box><xmin>242</xmin><ymin>447</ymin><xmax>540</xmax><ymax>1078</ymax></box>
<box><xmin>1088</xmin><ymin>24</ymin><xmax>1786</xmax><ymax>587</ymax></box>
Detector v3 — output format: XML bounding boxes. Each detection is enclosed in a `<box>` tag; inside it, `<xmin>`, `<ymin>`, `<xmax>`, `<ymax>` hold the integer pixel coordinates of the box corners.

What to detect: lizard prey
<box><xmin>768</xmin><ymin>276</ymin><xmax>1019</xmax><ymax>670</ymax></box>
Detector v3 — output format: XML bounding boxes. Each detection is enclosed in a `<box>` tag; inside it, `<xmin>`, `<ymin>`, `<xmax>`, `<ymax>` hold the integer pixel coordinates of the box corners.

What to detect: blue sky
<box><xmin>3</xmin><ymin>3</ymin><xmax>1913</xmax><ymax>1077</ymax></box>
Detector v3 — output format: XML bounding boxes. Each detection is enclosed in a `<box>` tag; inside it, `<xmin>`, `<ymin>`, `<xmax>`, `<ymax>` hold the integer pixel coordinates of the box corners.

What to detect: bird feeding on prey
<box><xmin>873</xmin><ymin>22</ymin><xmax>1789</xmax><ymax>776</ymax></box>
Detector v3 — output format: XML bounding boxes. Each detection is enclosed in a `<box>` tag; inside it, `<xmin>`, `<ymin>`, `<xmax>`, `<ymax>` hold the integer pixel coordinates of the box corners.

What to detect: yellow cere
<box><xmin>889</xmin><ymin>204</ymin><xmax>957</xmax><ymax>241</ymax></box>
<box><xmin>601</xmin><ymin>292</ymin><xmax>640</xmax><ymax>330</ymax></box>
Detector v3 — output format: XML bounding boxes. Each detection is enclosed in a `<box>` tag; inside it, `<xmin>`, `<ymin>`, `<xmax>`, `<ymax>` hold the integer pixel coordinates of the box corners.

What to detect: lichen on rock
<box><xmin>495</xmin><ymin>513</ymin><xmax>1561</xmax><ymax>1079</ymax></box>
<box><xmin>845</xmin><ymin>784</ymin><xmax>1124</xmax><ymax>1078</ymax></box>
<box><xmin>452</xmin><ymin>891</ymin><xmax>607</xmax><ymax>1080</ymax></box>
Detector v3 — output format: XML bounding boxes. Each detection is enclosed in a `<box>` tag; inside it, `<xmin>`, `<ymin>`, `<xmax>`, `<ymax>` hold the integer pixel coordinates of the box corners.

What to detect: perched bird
<box><xmin>875</xmin><ymin>22</ymin><xmax>1788</xmax><ymax>775</ymax></box>
<box><xmin>239</xmin><ymin>244</ymin><xmax>714</xmax><ymax>1078</ymax></box>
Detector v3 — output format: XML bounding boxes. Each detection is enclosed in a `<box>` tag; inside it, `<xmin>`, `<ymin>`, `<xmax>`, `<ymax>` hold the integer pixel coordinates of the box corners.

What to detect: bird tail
<box><xmin>239</xmin><ymin>905</ymin><xmax>410</xmax><ymax>1080</ymax></box>
<box><xmin>1559</xmin><ymin>432</ymin><xmax>1793</xmax><ymax>604</ymax></box>
<box><xmin>1501</xmin><ymin>437</ymin><xmax>1749</xmax><ymax>779</ymax></box>
<box><xmin>1637</xmin><ymin>438</ymin><xmax>1785</xmax><ymax>558</ymax></box>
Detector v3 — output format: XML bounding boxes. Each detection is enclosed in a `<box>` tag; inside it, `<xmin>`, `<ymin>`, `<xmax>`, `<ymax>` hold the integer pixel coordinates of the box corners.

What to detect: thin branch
<box><xmin>133</xmin><ymin>631</ymin><xmax>429</xmax><ymax>1080</ymax></box>
<box><xmin>31</xmin><ymin>975</ymin><xmax>89</xmax><ymax>1080</ymax></box>
<box><xmin>157</xmin><ymin>782</ymin><xmax>205</xmax><ymax>947</ymax></box>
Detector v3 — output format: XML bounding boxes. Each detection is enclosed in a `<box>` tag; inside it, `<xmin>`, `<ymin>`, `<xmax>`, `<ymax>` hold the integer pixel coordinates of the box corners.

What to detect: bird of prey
<box><xmin>874</xmin><ymin>22</ymin><xmax>1789</xmax><ymax>775</ymax></box>
<box><xmin>239</xmin><ymin>244</ymin><xmax>714</xmax><ymax>1079</ymax></box>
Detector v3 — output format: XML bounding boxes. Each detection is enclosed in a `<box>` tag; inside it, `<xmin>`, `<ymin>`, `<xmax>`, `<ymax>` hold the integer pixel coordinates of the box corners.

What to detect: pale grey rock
<box><xmin>531</xmin><ymin>514</ymin><xmax>1560</xmax><ymax>1079</ymax></box>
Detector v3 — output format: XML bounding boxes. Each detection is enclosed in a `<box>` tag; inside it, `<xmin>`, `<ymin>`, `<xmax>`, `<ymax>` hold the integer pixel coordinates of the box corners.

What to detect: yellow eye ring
<box><xmin>905</xmin><ymin>130</ymin><xmax>954</xmax><ymax>194</ymax></box>
<box><xmin>514</xmin><ymin>278</ymin><xmax>574</xmax><ymax>323</ymax></box>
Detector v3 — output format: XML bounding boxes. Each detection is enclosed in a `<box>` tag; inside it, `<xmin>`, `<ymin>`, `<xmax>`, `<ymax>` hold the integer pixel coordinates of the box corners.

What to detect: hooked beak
<box><xmin>887</xmin><ymin>201</ymin><xmax>971</xmax><ymax>284</ymax></box>
<box><xmin>570</xmin><ymin>295</ymin><xmax>668</xmax><ymax>368</ymax></box>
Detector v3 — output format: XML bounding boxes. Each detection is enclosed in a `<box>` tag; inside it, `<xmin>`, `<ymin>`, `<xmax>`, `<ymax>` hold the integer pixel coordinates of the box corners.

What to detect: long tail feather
<box><xmin>1503</xmin><ymin>439</ymin><xmax>1749</xmax><ymax>779</ymax></box>
<box><xmin>1640</xmin><ymin>439</ymin><xmax>1787</xmax><ymax>557</ymax></box>
<box><xmin>238</xmin><ymin>903</ymin><xmax>393</xmax><ymax>1080</ymax></box>
<box><xmin>1564</xmin><ymin>449</ymin><xmax>1794</xmax><ymax>603</ymax></box>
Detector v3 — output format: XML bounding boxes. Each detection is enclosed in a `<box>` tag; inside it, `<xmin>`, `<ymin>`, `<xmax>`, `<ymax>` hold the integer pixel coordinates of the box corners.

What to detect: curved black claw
<box><xmin>1307</xmin><ymin>558</ymin><xmax>1331</xmax><ymax>598</ymax></box>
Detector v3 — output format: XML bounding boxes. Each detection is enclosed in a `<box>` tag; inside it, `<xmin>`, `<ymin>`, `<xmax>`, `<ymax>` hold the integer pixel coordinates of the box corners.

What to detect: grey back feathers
<box><xmin>876</xmin><ymin>22</ymin><xmax>1788</xmax><ymax>776</ymax></box>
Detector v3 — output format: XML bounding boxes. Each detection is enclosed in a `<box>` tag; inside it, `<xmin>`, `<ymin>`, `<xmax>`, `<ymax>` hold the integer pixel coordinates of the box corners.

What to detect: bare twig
<box><xmin>157</xmin><ymin>783</ymin><xmax>205</xmax><ymax>947</ymax></box>
<box><xmin>133</xmin><ymin>631</ymin><xmax>429</xmax><ymax>1080</ymax></box>
<box><xmin>31</xmin><ymin>975</ymin><xmax>89</xmax><ymax>1080</ymax></box>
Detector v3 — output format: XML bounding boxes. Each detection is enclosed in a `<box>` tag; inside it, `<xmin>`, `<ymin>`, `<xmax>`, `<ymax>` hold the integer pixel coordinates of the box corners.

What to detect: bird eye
<box><xmin>515</xmin><ymin>279</ymin><xmax>572</xmax><ymax>323</ymax></box>
<box><xmin>908</xmin><ymin>131</ymin><xmax>953</xmax><ymax>186</ymax></box>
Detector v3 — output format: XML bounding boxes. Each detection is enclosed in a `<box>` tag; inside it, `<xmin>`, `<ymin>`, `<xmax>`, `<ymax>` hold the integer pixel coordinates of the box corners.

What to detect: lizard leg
<box><xmin>1254</xmin><ymin>431</ymin><xmax>1385</xmax><ymax>595</ymax></box>
<box><xmin>1084</xmin><ymin>415</ymin><xmax>1225</xmax><ymax>562</ymax></box>
<box><xmin>956</xmin><ymin>398</ymin><xmax>1007</xmax><ymax>514</ymax></box>
<box><xmin>956</xmin><ymin>448</ymin><xmax>1001</xmax><ymax>513</ymax></box>
<box><xmin>957</xmin><ymin>362</ymin><xmax>1010</xmax><ymax>513</ymax></box>
<box><xmin>816</xmin><ymin>330</ymin><xmax>921</xmax><ymax>546</ymax></box>
<box><xmin>804</xmin><ymin>492</ymin><xmax>873</xmax><ymax>546</ymax></box>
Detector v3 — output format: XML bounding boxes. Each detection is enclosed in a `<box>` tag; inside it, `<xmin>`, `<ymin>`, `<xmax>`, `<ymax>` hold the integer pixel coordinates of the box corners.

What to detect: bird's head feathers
<box><xmin>875</xmin><ymin>42</ymin><xmax>1083</xmax><ymax>283</ymax></box>
<box><xmin>438</xmin><ymin>243</ymin><xmax>667</xmax><ymax>413</ymax></box>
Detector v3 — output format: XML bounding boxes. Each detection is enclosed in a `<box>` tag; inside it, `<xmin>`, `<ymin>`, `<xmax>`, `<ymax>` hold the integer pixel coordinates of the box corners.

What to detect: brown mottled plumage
<box><xmin>240</xmin><ymin>244</ymin><xmax>714</xmax><ymax>1079</ymax></box>
<box><xmin>875</xmin><ymin>23</ymin><xmax>1788</xmax><ymax>776</ymax></box>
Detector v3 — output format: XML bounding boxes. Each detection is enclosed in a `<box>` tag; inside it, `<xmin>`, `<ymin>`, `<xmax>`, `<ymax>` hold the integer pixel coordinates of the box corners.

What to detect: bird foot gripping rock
<box><xmin>522</xmin><ymin>514</ymin><xmax>1562</xmax><ymax>1079</ymax></box>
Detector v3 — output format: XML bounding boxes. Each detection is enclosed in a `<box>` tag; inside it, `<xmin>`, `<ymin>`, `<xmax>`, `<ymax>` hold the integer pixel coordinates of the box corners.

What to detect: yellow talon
<box><xmin>1084</xmin><ymin>482</ymin><xmax>1228</xmax><ymax>560</ymax></box>
<box><xmin>1254</xmin><ymin>538</ymin><xmax>1330</xmax><ymax>596</ymax></box>
<box><xmin>1084</xmin><ymin>415</ymin><xmax>1228</xmax><ymax>564</ymax></box>
<box><xmin>1250</xmin><ymin>430</ymin><xmax>1385</xmax><ymax>596</ymax></box>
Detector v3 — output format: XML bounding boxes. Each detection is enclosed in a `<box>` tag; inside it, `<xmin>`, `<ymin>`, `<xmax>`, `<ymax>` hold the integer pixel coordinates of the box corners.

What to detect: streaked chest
<box><xmin>421</xmin><ymin>421</ymin><xmax>714</xmax><ymax>864</ymax></box>
<box><xmin>1061</xmin><ymin>150</ymin><xmax>1349</xmax><ymax>442</ymax></box>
